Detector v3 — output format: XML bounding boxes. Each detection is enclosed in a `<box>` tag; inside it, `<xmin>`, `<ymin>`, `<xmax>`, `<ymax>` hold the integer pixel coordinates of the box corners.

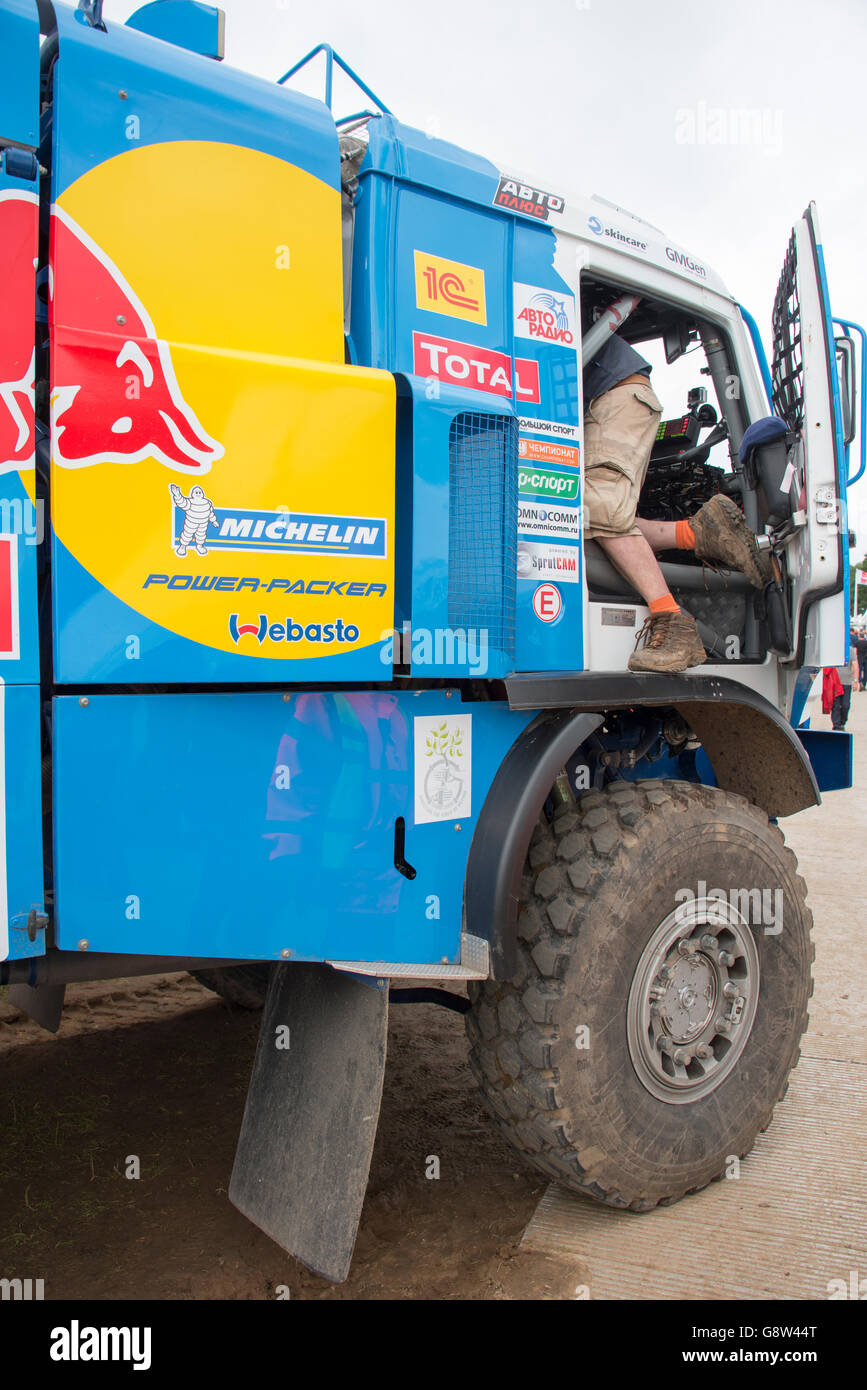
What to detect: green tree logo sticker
<box><xmin>423</xmin><ymin>721</ymin><xmax>465</xmax><ymax>813</ymax></box>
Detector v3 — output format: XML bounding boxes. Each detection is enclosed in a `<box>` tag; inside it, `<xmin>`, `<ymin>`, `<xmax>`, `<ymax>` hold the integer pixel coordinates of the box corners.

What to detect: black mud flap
<box><xmin>5</xmin><ymin>982</ymin><xmax>66</xmax><ymax>1033</ymax></box>
<box><xmin>229</xmin><ymin>963</ymin><xmax>388</xmax><ymax>1283</ymax></box>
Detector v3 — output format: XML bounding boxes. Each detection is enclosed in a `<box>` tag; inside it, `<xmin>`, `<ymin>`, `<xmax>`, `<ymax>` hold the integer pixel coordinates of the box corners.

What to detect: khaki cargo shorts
<box><xmin>583</xmin><ymin>379</ymin><xmax>663</xmax><ymax>539</ymax></box>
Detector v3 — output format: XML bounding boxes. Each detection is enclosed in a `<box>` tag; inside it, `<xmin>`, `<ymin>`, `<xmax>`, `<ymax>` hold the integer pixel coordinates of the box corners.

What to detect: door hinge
<box><xmin>813</xmin><ymin>486</ymin><xmax>838</xmax><ymax>526</ymax></box>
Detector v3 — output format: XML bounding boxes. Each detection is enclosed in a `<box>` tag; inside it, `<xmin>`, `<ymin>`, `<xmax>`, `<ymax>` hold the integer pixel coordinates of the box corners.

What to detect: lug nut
<box><xmin>657</xmin><ymin>1036</ymin><xmax>673</xmax><ymax>1053</ymax></box>
<box><xmin>677</xmin><ymin>938</ymin><xmax>695</xmax><ymax>956</ymax></box>
<box><xmin>719</xmin><ymin>950</ymin><xmax>735</xmax><ymax>966</ymax></box>
<box><xmin>673</xmin><ymin>1049</ymin><xmax>692</xmax><ymax>1066</ymax></box>
<box><xmin>723</xmin><ymin>981</ymin><xmax>740</xmax><ymax>998</ymax></box>
<box><xmin>701</xmin><ymin>934</ymin><xmax>717</xmax><ymax>950</ymax></box>
<box><xmin>715</xmin><ymin>1016</ymin><xmax>731</xmax><ymax>1033</ymax></box>
<box><xmin>695</xmin><ymin>1044</ymin><xmax>712</xmax><ymax>1059</ymax></box>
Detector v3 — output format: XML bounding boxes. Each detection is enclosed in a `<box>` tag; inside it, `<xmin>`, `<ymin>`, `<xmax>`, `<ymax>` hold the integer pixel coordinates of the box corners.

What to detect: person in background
<box><xmin>823</xmin><ymin>659</ymin><xmax>853</xmax><ymax>730</ymax></box>
<box><xmin>855</xmin><ymin>627</ymin><xmax>867</xmax><ymax>691</ymax></box>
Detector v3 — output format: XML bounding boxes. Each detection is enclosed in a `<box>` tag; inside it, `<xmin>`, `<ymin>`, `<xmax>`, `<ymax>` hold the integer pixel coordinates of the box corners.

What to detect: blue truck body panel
<box><xmin>53</xmin><ymin>689</ymin><xmax>534</xmax><ymax>961</ymax></box>
<box><xmin>2</xmin><ymin>682</ymin><xmax>46</xmax><ymax>960</ymax></box>
<box><xmin>51</xmin><ymin>4</ymin><xmax>339</xmax><ymax>197</ymax></box>
<box><xmin>350</xmin><ymin>116</ymin><xmax>583</xmax><ymax>676</ymax></box>
<box><xmin>0</xmin><ymin>0</ymin><xmax>38</xmax><ymax>151</ymax></box>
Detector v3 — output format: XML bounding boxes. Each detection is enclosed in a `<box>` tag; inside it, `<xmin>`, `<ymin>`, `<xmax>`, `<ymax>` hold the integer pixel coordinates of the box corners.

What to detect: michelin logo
<box><xmin>170</xmin><ymin>487</ymin><xmax>387</xmax><ymax>559</ymax></box>
<box><xmin>170</xmin><ymin>484</ymin><xmax>217</xmax><ymax>556</ymax></box>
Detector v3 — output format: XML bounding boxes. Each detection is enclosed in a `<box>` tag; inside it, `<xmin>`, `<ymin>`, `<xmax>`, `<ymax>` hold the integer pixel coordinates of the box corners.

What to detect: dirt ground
<box><xmin>0</xmin><ymin>973</ymin><xmax>576</xmax><ymax>1300</ymax></box>
<box><xmin>1</xmin><ymin>689</ymin><xmax>863</xmax><ymax>1302</ymax></box>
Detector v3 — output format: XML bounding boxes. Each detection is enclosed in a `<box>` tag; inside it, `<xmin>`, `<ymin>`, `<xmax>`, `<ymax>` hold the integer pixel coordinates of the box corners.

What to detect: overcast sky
<box><xmin>109</xmin><ymin>0</ymin><xmax>867</xmax><ymax>545</ymax></box>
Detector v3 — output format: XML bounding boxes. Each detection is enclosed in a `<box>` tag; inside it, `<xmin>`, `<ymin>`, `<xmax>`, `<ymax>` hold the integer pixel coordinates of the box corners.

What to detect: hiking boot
<box><xmin>691</xmin><ymin>494</ymin><xmax>772</xmax><ymax>589</ymax></box>
<box><xmin>628</xmin><ymin>608</ymin><xmax>706</xmax><ymax>673</ymax></box>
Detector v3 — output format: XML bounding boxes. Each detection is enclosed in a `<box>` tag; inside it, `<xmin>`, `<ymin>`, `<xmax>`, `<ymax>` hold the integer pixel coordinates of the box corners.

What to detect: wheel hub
<box><xmin>627</xmin><ymin>898</ymin><xmax>760</xmax><ymax>1103</ymax></box>
<box><xmin>659</xmin><ymin>953</ymin><xmax>716</xmax><ymax>1041</ymax></box>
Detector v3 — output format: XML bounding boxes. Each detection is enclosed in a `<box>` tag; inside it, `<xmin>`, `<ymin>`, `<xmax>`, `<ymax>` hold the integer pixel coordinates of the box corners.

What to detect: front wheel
<box><xmin>466</xmin><ymin>779</ymin><xmax>813</xmax><ymax>1210</ymax></box>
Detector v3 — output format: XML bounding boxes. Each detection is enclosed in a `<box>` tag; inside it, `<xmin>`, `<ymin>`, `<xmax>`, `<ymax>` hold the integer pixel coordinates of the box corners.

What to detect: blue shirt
<box><xmin>583</xmin><ymin>333</ymin><xmax>652</xmax><ymax>404</ymax></box>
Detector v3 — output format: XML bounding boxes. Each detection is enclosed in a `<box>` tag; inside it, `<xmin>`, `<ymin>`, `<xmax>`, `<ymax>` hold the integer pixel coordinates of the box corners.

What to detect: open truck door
<box><xmin>769</xmin><ymin>201</ymin><xmax>848</xmax><ymax>668</ymax></box>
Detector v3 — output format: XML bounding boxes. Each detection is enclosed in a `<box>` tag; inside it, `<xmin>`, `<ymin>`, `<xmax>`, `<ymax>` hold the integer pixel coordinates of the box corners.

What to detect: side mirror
<box><xmin>835</xmin><ymin>334</ymin><xmax>857</xmax><ymax>446</ymax></box>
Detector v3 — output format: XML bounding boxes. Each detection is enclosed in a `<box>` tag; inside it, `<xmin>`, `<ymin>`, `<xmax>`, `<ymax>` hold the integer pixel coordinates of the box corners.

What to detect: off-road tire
<box><xmin>466</xmin><ymin>778</ymin><xmax>813</xmax><ymax>1210</ymax></box>
<box><xmin>191</xmin><ymin>964</ymin><xmax>271</xmax><ymax>1010</ymax></box>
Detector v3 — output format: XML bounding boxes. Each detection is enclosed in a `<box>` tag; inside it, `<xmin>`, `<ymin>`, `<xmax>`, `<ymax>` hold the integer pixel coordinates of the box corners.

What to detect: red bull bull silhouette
<box><xmin>49</xmin><ymin>206</ymin><xmax>223</xmax><ymax>472</ymax></box>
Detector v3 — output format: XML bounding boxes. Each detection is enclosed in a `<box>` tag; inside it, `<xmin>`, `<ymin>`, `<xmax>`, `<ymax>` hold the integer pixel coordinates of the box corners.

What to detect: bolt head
<box><xmin>695</xmin><ymin>1044</ymin><xmax>712</xmax><ymax>1059</ymax></box>
<box><xmin>723</xmin><ymin>981</ymin><xmax>740</xmax><ymax>999</ymax></box>
<box><xmin>454</xmin><ymin>823</ymin><xmax>462</xmax><ymax>832</ymax></box>
<box><xmin>280</xmin><ymin>948</ymin><xmax>291</xmax><ymax>959</ymax></box>
<box><xmin>719</xmin><ymin>950</ymin><xmax>735</xmax><ymax>966</ymax></box>
<box><xmin>79</xmin><ymin>696</ymin><xmax>89</xmax><ymax>707</ymax></box>
<box><xmin>715</xmin><ymin>1016</ymin><xmax>731</xmax><ymax>1033</ymax></box>
<box><xmin>657</xmin><ymin>1036</ymin><xmax>672</xmax><ymax>1053</ymax></box>
<box><xmin>673</xmin><ymin>1049</ymin><xmax>692</xmax><ymax>1066</ymax></box>
<box><xmin>701</xmin><ymin>934</ymin><xmax>717</xmax><ymax>950</ymax></box>
<box><xmin>77</xmin><ymin>938</ymin><xmax>89</xmax><ymax>951</ymax></box>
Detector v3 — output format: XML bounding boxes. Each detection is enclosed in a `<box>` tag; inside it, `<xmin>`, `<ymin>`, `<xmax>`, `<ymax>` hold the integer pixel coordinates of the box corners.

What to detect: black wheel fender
<box><xmin>465</xmin><ymin>710</ymin><xmax>603</xmax><ymax>978</ymax></box>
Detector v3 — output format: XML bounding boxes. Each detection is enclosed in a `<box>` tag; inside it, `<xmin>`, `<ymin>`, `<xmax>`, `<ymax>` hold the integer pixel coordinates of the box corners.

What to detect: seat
<box><xmin>585</xmin><ymin>539</ymin><xmax>751</xmax><ymax>659</ymax></box>
<box><xmin>585</xmin><ymin>539</ymin><xmax>751</xmax><ymax>600</ymax></box>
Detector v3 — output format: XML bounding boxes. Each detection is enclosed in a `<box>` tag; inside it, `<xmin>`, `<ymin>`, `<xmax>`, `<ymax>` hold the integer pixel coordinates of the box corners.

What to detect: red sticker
<box><xmin>0</xmin><ymin>535</ymin><xmax>18</xmax><ymax>658</ymax></box>
<box><xmin>412</xmin><ymin>331</ymin><xmax>540</xmax><ymax>403</ymax></box>
<box><xmin>533</xmin><ymin>582</ymin><xmax>562</xmax><ymax>623</ymax></box>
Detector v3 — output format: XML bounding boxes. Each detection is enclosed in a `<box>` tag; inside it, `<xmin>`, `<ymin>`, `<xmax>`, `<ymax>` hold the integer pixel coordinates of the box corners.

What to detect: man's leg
<box><xmin>832</xmin><ymin>693</ymin><xmax>843</xmax><ymax>730</ymax></box>
<box><xmin>595</xmin><ymin>532</ymin><xmax>672</xmax><ymax>606</ymax></box>
<box><xmin>840</xmin><ymin>685</ymin><xmax>852</xmax><ymax>726</ymax></box>
<box><xmin>583</xmin><ymin>381</ymin><xmax>704</xmax><ymax>672</ymax></box>
<box><xmin>633</xmin><ymin>518</ymin><xmax>679</xmax><ymax>552</ymax></box>
<box><xmin>635</xmin><ymin>511</ymin><xmax>770</xmax><ymax>589</ymax></box>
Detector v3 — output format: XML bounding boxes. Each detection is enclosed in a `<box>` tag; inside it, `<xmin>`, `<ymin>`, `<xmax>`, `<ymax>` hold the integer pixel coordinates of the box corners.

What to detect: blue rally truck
<box><xmin>0</xmin><ymin>0</ymin><xmax>861</xmax><ymax>1280</ymax></box>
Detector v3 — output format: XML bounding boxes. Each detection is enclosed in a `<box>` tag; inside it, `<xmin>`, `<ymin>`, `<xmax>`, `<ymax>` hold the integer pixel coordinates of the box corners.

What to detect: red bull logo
<box><xmin>49</xmin><ymin>207</ymin><xmax>223</xmax><ymax>473</ymax></box>
<box><xmin>46</xmin><ymin>137</ymin><xmax>394</xmax><ymax>672</ymax></box>
<box><xmin>0</xmin><ymin>191</ymin><xmax>38</xmax><ymax>475</ymax></box>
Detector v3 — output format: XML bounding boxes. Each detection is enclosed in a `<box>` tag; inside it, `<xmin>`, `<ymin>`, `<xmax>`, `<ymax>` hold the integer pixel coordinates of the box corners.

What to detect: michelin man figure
<box><xmin>170</xmin><ymin>483</ymin><xmax>218</xmax><ymax>557</ymax></box>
